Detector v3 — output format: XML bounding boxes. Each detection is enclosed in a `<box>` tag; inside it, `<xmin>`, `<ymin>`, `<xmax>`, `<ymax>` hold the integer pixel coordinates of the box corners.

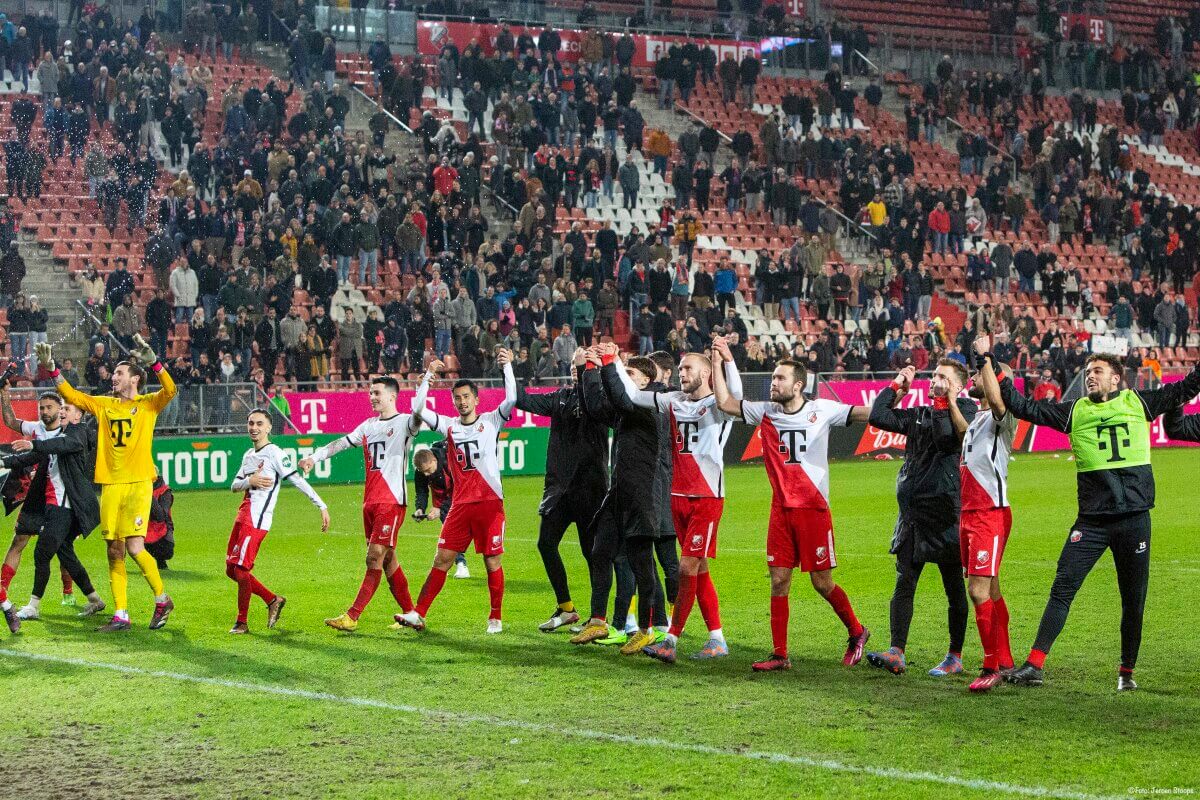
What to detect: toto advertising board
<box><xmin>152</xmin><ymin>430</ymin><xmax>550</xmax><ymax>490</ymax></box>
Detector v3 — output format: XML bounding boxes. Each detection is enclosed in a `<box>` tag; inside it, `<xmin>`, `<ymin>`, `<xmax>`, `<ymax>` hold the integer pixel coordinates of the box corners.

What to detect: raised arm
<box><xmin>411</xmin><ymin>364</ymin><xmax>446</xmax><ymax>432</ymax></box>
<box><xmin>609</xmin><ymin>357</ymin><xmax>660</xmax><ymax>410</ymax></box>
<box><xmin>946</xmin><ymin>394</ymin><xmax>970</xmax><ymax>439</ymax></box>
<box><xmin>408</xmin><ymin>365</ymin><xmax>433</xmax><ymax>436</ymax></box>
<box><xmin>0</xmin><ymin>388</ymin><xmax>23</xmax><ymax>433</ymax></box>
<box><xmin>496</xmin><ymin>352</ymin><xmax>517</xmax><ymax>421</ymax></box>
<box><xmin>1137</xmin><ymin>363</ymin><xmax>1200</xmax><ymax>419</ymax></box>
<box><xmin>998</xmin><ymin>376</ymin><xmax>1073</xmax><ymax>432</ymax></box>
<box><xmin>974</xmin><ymin>345</ymin><xmax>1007</xmax><ymax>419</ymax></box>
<box><xmin>868</xmin><ymin>367</ymin><xmax>918</xmax><ymax>434</ymax></box>
<box><xmin>710</xmin><ymin>344</ymin><xmax>743</xmax><ymax>418</ymax></box>
<box><xmin>580</xmin><ymin>356</ymin><xmax>619</xmax><ymax>427</ymax></box>
<box><xmin>1163</xmin><ymin>405</ymin><xmax>1200</xmax><ymax>441</ymax></box>
<box><xmin>130</xmin><ymin>334</ymin><xmax>177</xmax><ymax>411</ymax></box>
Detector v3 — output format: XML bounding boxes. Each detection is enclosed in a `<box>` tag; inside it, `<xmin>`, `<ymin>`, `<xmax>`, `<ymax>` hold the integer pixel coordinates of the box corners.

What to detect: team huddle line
<box><xmin>2</xmin><ymin>334</ymin><xmax>1198</xmax><ymax>693</ymax></box>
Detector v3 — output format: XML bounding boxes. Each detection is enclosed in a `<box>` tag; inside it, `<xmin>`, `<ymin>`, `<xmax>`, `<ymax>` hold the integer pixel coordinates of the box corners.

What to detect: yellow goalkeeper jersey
<box><xmin>56</xmin><ymin>367</ymin><xmax>177</xmax><ymax>485</ymax></box>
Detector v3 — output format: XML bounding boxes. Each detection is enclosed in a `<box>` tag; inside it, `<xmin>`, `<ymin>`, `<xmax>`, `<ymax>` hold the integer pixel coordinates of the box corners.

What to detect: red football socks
<box><xmin>695</xmin><ymin>571</ymin><xmax>721</xmax><ymax>631</ymax></box>
<box><xmin>668</xmin><ymin>573</ymin><xmax>698</xmax><ymax>637</ymax></box>
<box><xmin>993</xmin><ymin>597</ymin><xmax>1013</xmax><ymax>668</ymax></box>
<box><xmin>770</xmin><ymin>595</ymin><xmax>789</xmax><ymax>658</ymax></box>
<box><xmin>974</xmin><ymin>598</ymin><xmax>997</xmax><ymax>671</ymax></box>
<box><xmin>227</xmin><ymin>564</ymin><xmax>276</xmax><ymax>624</ymax></box>
<box><xmin>415</xmin><ymin>567</ymin><xmax>449</xmax><ymax>617</ymax></box>
<box><xmin>1028</xmin><ymin>648</ymin><xmax>1047</xmax><ymax>669</ymax></box>
<box><xmin>0</xmin><ymin>564</ymin><xmax>14</xmax><ymax>603</ymax></box>
<box><xmin>826</xmin><ymin>585</ymin><xmax>863</xmax><ymax>637</ymax></box>
<box><xmin>387</xmin><ymin>566</ymin><xmax>414</xmax><ymax>613</ymax></box>
<box><xmin>60</xmin><ymin>567</ymin><xmax>74</xmax><ymax>594</ymax></box>
<box><xmin>487</xmin><ymin>567</ymin><xmax>505</xmax><ymax>621</ymax></box>
<box><xmin>348</xmin><ymin>568</ymin><xmax>382</xmax><ymax>621</ymax></box>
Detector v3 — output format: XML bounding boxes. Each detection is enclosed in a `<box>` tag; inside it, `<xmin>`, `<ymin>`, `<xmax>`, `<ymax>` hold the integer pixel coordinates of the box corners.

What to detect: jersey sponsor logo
<box><xmin>366</xmin><ymin>440</ymin><xmax>388</xmax><ymax>471</ymax></box>
<box><xmin>108</xmin><ymin>418</ymin><xmax>134</xmax><ymax>447</ymax></box>
<box><xmin>1096</xmin><ymin>421</ymin><xmax>1132</xmax><ymax>463</ymax></box>
<box><xmin>1070</xmin><ymin>530</ymin><xmax>1082</xmax><ymax>543</ymax></box>
<box><xmin>777</xmin><ymin>429</ymin><xmax>807</xmax><ymax>464</ymax></box>
<box><xmin>976</xmin><ymin>549</ymin><xmax>990</xmax><ymax>565</ymax></box>
<box><xmin>455</xmin><ymin>440</ymin><xmax>482</xmax><ymax>471</ymax></box>
<box><xmin>675</xmin><ymin>420</ymin><xmax>700</xmax><ymax>454</ymax></box>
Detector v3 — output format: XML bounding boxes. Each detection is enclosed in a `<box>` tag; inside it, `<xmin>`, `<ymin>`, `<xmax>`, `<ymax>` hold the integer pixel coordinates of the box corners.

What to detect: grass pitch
<box><xmin>2</xmin><ymin>451</ymin><xmax>1198</xmax><ymax>799</ymax></box>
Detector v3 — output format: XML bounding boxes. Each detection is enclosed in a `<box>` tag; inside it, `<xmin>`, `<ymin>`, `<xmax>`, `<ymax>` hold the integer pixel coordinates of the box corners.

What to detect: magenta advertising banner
<box><xmin>283</xmin><ymin>389</ymin><xmax>553</xmax><ymax>434</ymax></box>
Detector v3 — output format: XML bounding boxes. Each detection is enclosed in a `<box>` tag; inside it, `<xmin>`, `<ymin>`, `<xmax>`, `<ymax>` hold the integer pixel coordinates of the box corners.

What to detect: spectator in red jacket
<box><xmin>927</xmin><ymin>201</ymin><xmax>951</xmax><ymax>255</ymax></box>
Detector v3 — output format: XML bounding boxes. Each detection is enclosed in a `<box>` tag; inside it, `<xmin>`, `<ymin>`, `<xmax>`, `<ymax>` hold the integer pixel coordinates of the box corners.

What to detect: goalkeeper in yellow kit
<box><xmin>36</xmin><ymin>336</ymin><xmax>178</xmax><ymax>632</ymax></box>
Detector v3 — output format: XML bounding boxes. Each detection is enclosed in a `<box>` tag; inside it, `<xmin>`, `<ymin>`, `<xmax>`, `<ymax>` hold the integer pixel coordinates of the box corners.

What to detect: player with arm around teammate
<box><xmin>711</xmin><ymin>343</ymin><xmax>872</xmax><ymax>671</ymax></box>
<box><xmin>227</xmin><ymin>409</ymin><xmax>330</xmax><ymax>634</ymax></box>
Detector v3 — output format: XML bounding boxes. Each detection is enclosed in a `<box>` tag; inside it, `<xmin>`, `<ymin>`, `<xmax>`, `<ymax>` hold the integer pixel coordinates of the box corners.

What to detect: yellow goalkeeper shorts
<box><xmin>99</xmin><ymin>481</ymin><xmax>154</xmax><ymax>541</ymax></box>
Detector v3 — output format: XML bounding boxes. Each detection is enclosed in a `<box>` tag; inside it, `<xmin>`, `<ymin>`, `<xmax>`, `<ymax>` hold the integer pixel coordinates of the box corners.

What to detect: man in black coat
<box><xmin>572</xmin><ymin>345</ymin><xmax>672</xmax><ymax>651</ymax></box>
<box><xmin>2</xmin><ymin>399</ymin><xmax>105</xmax><ymax>631</ymax></box>
<box><xmin>865</xmin><ymin>360</ymin><xmax>975</xmax><ymax>677</ymax></box>
<box><xmin>515</xmin><ymin>351</ymin><xmax>610</xmax><ymax>632</ymax></box>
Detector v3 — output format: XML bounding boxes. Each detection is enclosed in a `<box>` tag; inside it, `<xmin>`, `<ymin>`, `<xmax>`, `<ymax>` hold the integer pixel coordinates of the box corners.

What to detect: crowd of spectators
<box><xmin>1</xmin><ymin>0</ymin><xmax>1199</xmax><ymax>413</ymax></box>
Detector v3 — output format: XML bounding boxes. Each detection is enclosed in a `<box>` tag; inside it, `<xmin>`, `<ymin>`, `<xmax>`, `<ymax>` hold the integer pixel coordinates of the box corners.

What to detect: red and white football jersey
<box><xmin>741</xmin><ymin>399</ymin><xmax>853</xmax><ymax>510</ymax></box>
<box><xmin>232</xmin><ymin>442</ymin><xmax>326</xmax><ymax>531</ymax></box>
<box><xmin>21</xmin><ymin>420</ymin><xmax>66</xmax><ymax>508</ymax></box>
<box><xmin>416</xmin><ymin>364</ymin><xmax>516</xmax><ymax>506</ymax></box>
<box><xmin>310</xmin><ymin>414</ymin><xmax>418</xmax><ymax>506</ymax></box>
<box><xmin>422</xmin><ymin>409</ymin><xmax>510</xmax><ymax>504</ymax></box>
<box><xmin>960</xmin><ymin>409</ymin><xmax>1016</xmax><ymax>511</ymax></box>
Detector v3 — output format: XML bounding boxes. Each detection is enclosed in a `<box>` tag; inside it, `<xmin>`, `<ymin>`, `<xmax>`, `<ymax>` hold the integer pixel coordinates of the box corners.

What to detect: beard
<box><xmin>967</xmin><ymin>385</ymin><xmax>984</xmax><ymax>399</ymax></box>
<box><xmin>930</xmin><ymin>384</ymin><xmax>949</xmax><ymax>398</ymax></box>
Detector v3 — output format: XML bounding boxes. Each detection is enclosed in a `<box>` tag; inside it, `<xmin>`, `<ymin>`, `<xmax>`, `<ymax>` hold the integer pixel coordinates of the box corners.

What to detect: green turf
<box><xmin>2</xmin><ymin>449</ymin><xmax>1199</xmax><ymax>799</ymax></box>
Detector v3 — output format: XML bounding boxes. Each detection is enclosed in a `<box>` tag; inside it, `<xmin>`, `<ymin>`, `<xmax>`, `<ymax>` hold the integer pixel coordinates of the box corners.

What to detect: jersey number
<box><xmin>455</xmin><ymin>440</ymin><xmax>481</xmax><ymax>471</ymax></box>
<box><xmin>778</xmin><ymin>429</ymin><xmax>807</xmax><ymax>464</ymax></box>
<box><xmin>109</xmin><ymin>418</ymin><xmax>133</xmax><ymax>447</ymax></box>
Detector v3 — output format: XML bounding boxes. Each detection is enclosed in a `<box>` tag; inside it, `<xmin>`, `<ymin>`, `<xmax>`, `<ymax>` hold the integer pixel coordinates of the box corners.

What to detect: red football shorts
<box><xmin>438</xmin><ymin>499</ymin><xmax>505</xmax><ymax>556</ymax></box>
<box><xmin>767</xmin><ymin>505</ymin><xmax>837</xmax><ymax>572</ymax></box>
<box><xmin>363</xmin><ymin>503</ymin><xmax>405</xmax><ymax>547</ymax></box>
<box><xmin>959</xmin><ymin>507</ymin><xmax>1012</xmax><ymax>577</ymax></box>
<box><xmin>672</xmin><ymin>496</ymin><xmax>723</xmax><ymax>559</ymax></box>
<box><xmin>226</xmin><ymin>516</ymin><xmax>268</xmax><ymax>571</ymax></box>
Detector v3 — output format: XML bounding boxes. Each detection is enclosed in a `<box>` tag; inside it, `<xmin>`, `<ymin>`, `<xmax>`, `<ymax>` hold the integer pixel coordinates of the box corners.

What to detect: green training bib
<box><xmin>1069</xmin><ymin>390</ymin><xmax>1151</xmax><ymax>473</ymax></box>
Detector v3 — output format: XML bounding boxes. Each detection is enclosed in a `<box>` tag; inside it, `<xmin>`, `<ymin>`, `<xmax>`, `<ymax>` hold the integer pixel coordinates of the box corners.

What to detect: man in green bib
<box><xmin>997</xmin><ymin>353</ymin><xmax>1200</xmax><ymax>691</ymax></box>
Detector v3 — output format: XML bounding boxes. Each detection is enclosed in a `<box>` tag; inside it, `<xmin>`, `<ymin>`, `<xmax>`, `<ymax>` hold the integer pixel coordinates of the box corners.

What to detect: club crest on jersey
<box><xmin>491</xmin><ymin>534</ymin><xmax>502</xmax><ymax>546</ymax></box>
<box><xmin>387</xmin><ymin>428</ymin><xmax>394</xmax><ymax>437</ymax></box>
<box><xmin>1070</xmin><ymin>530</ymin><xmax>1082</xmax><ymax>543</ymax></box>
<box><xmin>815</xmin><ymin>546</ymin><xmax>828</xmax><ymax>561</ymax></box>
<box><xmin>130</xmin><ymin>407</ymin><xmax>138</xmax><ymax>415</ymax></box>
<box><xmin>134</xmin><ymin>516</ymin><xmax>144</xmax><ymax>527</ymax></box>
<box><xmin>691</xmin><ymin>534</ymin><xmax>703</xmax><ymax>548</ymax></box>
<box><xmin>976</xmin><ymin>549</ymin><xmax>990</xmax><ymax>565</ymax></box>
<box><xmin>477</xmin><ymin>423</ymin><xmax>485</xmax><ymax>432</ymax></box>
<box><xmin>382</xmin><ymin>524</ymin><xmax>391</xmax><ymax>534</ymax></box>
<box><xmin>808</xmin><ymin>411</ymin><xmax>818</xmax><ymax>423</ymax></box>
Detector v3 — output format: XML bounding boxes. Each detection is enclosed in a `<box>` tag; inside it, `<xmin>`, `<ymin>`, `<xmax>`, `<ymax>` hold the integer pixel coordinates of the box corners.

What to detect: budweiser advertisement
<box><xmin>282</xmin><ymin>389</ymin><xmax>553</xmax><ymax>435</ymax></box>
<box><xmin>416</xmin><ymin>20</ymin><xmax>760</xmax><ymax>69</ymax></box>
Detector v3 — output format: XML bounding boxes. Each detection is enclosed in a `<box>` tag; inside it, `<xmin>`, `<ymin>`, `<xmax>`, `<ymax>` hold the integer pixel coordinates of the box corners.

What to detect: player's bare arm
<box><xmin>973</xmin><ymin>336</ymin><xmax>1007</xmax><ymax>419</ymax></box>
<box><xmin>0</xmin><ymin>386</ymin><xmax>22</xmax><ymax>433</ymax></box>
<box><xmin>710</xmin><ymin>341</ymin><xmax>742</xmax><ymax>418</ymax></box>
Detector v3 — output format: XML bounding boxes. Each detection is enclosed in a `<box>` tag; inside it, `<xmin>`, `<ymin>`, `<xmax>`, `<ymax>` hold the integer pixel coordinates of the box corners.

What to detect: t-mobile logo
<box><xmin>456</xmin><ymin>440</ymin><xmax>481</xmax><ymax>471</ymax></box>
<box><xmin>1096</xmin><ymin>422</ymin><xmax>1131</xmax><ymax>463</ymax></box>
<box><xmin>778</xmin><ymin>429</ymin><xmax>807</xmax><ymax>464</ymax></box>
<box><xmin>675</xmin><ymin>421</ymin><xmax>700</xmax><ymax>455</ymax></box>
<box><xmin>298</xmin><ymin>398</ymin><xmax>327</xmax><ymax>434</ymax></box>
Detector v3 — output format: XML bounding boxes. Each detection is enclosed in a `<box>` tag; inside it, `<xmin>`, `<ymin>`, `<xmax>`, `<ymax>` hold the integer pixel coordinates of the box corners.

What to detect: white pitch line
<box><xmin>0</xmin><ymin>648</ymin><xmax>1124</xmax><ymax>800</ymax></box>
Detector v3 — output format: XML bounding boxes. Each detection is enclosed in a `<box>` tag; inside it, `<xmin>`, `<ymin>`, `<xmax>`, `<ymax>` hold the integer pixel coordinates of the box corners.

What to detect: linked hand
<box><xmin>10</xmin><ymin>440</ymin><xmax>32</xmax><ymax>453</ymax></box>
<box><xmin>298</xmin><ymin>456</ymin><xmax>316</xmax><ymax>475</ymax></box>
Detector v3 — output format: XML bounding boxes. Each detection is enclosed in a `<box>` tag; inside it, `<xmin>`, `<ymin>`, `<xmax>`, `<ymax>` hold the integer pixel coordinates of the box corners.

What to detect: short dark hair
<box><xmin>38</xmin><ymin>392</ymin><xmax>62</xmax><ymax>404</ymax></box>
<box><xmin>648</xmin><ymin>351</ymin><xmax>674</xmax><ymax>378</ymax></box>
<box><xmin>452</xmin><ymin>379</ymin><xmax>479</xmax><ymax>396</ymax></box>
<box><xmin>1085</xmin><ymin>353</ymin><xmax>1125</xmax><ymax>376</ymax></box>
<box><xmin>627</xmin><ymin>357</ymin><xmax>657</xmax><ymax>382</ymax></box>
<box><xmin>371</xmin><ymin>376</ymin><xmax>400</xmax><ymax>394</ymax></box>
<box><xmin>936</xmin><ymin>357</ymin><xmax>968</xmax><ymax>387</ymax></box>
<box><xmin>115</xmin><ymin>360</ymin><xmax>146</xmax><ymax>390</ymax></box>
<box><xmin>776</xmin><ymin>358</ymin><xmax>807</xmax><ymax>386</ymax></box>
<box><xmin>247</xmin><ymin>408</ymin><xmax>273</xmax><ymax>424</ymax></box>
<box><xmin>413</xmin><ymin>448</ymin><xmax>436</xmax><ymax>466</ymax></box>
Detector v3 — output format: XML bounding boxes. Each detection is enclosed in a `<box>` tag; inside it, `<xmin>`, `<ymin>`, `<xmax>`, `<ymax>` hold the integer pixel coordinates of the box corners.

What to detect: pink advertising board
<box><xmin>282</xmin><ymin>389</ymin><xmax>552</xmax><ymax>434</ymax></box>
